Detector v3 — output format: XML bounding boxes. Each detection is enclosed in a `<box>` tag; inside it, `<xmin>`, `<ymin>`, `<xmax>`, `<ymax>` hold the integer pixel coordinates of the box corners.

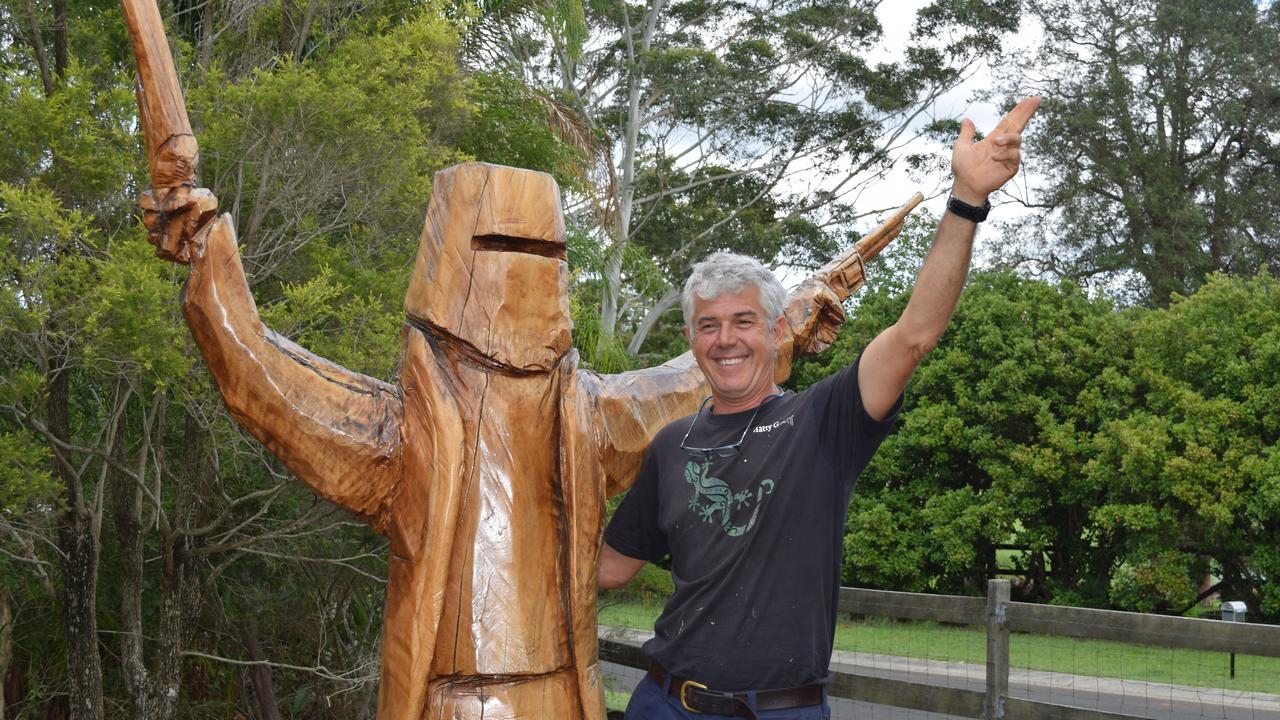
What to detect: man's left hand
<box><xmin>951</xmin><ymin>96</ymin><xmax>1041</xmax><ymax>205</ymax></box>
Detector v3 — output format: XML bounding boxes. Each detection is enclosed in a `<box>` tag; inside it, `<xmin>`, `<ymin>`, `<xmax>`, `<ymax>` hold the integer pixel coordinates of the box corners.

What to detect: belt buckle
<box><xmin>679</xmin><ymin>679</ymin><xmax>708</xmax><ymax>713</ymax></box>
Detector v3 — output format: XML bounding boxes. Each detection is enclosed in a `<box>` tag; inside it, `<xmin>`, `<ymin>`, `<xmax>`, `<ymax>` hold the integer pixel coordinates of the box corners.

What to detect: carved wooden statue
<box><xmin>122</xmin><ymin>0</ymin><xmax>919</xmax><ymax>716</ymax></box>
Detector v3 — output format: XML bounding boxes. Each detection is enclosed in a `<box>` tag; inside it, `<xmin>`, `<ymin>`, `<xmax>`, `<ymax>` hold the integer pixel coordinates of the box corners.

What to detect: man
<box><xmin>598</xmin><ymin>97</ymin><xmax>1042</xmax><ymax>719</ymax></box>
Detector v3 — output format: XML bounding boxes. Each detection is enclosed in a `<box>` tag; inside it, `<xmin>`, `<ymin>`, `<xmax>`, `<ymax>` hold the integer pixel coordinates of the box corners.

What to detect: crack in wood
<box><xmin>406</xmin><ymin>315</ymin><xmax>565</xmax><ymax>377</ymax></box>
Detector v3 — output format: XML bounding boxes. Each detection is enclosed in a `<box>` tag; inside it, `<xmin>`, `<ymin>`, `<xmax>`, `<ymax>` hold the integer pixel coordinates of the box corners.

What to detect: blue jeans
<box><xmin>623</xmin><ymin>674</ymin><xmax>830</xmax><ymax>720</ymax></box>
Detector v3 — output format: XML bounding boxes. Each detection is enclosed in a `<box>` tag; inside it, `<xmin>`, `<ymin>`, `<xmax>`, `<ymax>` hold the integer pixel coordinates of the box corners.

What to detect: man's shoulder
<box><xmin>653</xmin><ymin>411</ymin><xmax>697</xmax><ymax>447</ymax></box>
<box><xmin>795</xmin><ymin>354</ymin><xmax>863</xmax><ymax>400</ymax></box>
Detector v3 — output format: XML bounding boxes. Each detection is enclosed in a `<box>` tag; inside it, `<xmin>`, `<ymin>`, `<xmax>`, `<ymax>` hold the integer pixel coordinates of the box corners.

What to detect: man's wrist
<box><xmin>946</xmin><ymin>194</ymin><xmax>991</xmax><ymax>224</ymax></box>
<box><xmin>949</xmin><ymin>183</ymin><xmax>988</xmax><ymax>207</ymax></box>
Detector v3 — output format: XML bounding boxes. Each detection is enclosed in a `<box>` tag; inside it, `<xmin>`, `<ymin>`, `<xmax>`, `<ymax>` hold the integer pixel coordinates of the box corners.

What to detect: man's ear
<box><xmin>773</xmin><ymin>314</ymin><xmax>787</xmax><ymax>344</ymax></box>
<box><xmin>684</xmin><ymin>325</ymin><xmax>693</xmax><ymax>345</ymax></box>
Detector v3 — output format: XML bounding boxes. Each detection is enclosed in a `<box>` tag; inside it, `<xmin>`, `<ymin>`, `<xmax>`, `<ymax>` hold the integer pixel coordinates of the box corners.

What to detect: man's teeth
<box><xmin>716</xmin><ymin>358</ymin><xmax>744</xmax><ymax>366</ymax></box>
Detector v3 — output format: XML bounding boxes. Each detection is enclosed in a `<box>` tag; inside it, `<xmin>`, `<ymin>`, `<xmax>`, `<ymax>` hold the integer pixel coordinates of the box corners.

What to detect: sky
<box><xmin>858</xmin><ymin>0</ymin><xmax>1044</xmax><ymax>217</ymax></box>
<box><xmin>770</xmin><ymin>0</ymin><xmax>1042</xmax><ymax>288</ymax></box>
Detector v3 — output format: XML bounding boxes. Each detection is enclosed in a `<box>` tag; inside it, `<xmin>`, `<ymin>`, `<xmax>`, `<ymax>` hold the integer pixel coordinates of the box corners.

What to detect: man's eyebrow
<box><xmin>695</xmin><ymin>309</ymin><xmax>760</xmax><ymax>323</ymax></box>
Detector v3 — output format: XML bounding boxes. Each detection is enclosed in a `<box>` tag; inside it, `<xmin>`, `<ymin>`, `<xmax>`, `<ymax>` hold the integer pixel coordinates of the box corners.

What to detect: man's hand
<box><xmin>951</xmin><ymin>96</ymin><xmax>1041</xmax><ymax>205</ymax></box>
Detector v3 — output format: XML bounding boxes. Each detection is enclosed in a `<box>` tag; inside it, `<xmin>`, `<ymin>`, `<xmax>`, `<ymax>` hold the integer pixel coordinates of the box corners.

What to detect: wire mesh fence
<box><xmin>598</xmin><ymin>582</ymin><xmax>1280</xmax><ymax>720</ymax></box>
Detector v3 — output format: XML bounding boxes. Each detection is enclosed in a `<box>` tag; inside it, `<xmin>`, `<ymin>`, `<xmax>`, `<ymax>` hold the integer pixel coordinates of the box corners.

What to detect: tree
<box><xmin>472</xmin><ymin>0</ymin><xmax>1021</xmax><ymax>365</ymax></box>
<box><xmin>795</xmin><ymin>270</ymin><xmax>1127</xmax><ymax>597</ymax></box>
<box><xmin>1091</xmin><ymin>273</ymin><xmax>1280</xmax><ymax>619</ymax></box>
<box><xmin>794</xmin><ymin>262</ymin><xmax>1280</xmax><ymax>620</ymax></box>
<box><xmin>1001</xmin><ymin>0</ymin><xmax>1280</xmax><ymax>306</ymax></box>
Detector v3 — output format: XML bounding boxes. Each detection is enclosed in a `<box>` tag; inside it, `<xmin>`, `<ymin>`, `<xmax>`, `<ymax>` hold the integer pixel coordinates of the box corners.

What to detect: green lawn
<box><xmin>599</xmin><ymin>600</ymin><xmax>1280</xmax><ymax>694</ymax></box>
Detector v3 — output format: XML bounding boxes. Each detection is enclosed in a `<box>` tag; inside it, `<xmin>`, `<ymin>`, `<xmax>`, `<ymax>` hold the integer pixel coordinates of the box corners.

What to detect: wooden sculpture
<box><xmin>122</xmin><ymin>1</ymin><xmax>919</xmax><ymax>716</ymax></box>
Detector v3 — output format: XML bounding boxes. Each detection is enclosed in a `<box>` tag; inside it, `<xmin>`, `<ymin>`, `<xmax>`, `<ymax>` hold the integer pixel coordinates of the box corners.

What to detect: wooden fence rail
<box><xmin>600</xmin><ymin>579</ymin><xmax>1280</xmax><ymax>720</ymax></box>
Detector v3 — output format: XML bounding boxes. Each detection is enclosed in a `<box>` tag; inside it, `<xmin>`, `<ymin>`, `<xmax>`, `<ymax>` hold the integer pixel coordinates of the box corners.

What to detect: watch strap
<box><xmin>946</xmin><ymin>194</ymin><xmax>991</xmax><ymax>223</ymax></box>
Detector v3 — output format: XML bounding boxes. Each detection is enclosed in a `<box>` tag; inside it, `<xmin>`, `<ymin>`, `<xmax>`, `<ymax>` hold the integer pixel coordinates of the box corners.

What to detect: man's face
<box><xmin>685</xmin><ymin>286</ymin><xmax>787</xmax><ymax>414</ymax></box>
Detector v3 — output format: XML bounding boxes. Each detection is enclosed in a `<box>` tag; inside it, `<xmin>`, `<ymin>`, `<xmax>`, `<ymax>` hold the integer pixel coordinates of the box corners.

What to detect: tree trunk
<box><xmin>110</xmin><ymin>386</ymin><xmax>148</xmax><ymax>712</ymax></box>
<box><xmin>196</xmin><ymin>0</ymin><xmax>215</xmax><ymax>71</ymax></box>
<box><xmin>51</xmin><ymin>0</ymin><xmax>67</xmax><ymax>79</ymax></box>
<box><xmin>49</xmin><ymin>367</ymin><xmax>104</xmax><ymax>720</ymax></box>
<box><xmin>21</xmin><ymin>0</ymin><xmax>54</xmax><ymax>95</ymax></box>
<box><xmin>0</xmin><ymin>591</ymin><xmax>11</xmax><ymax>720</ymax></box>
<box><xmin>626</xmin><ymin>287</ymin><xmax>682</xmax><ymax>356</ymax></box>
<box><xmin>241</xmin><ymin>618</ymin><xmax>282</xmax><ymax>720</ymax></box>
<box><xmin>115</xmin><ymin>398</ymin><xmax>207</xmax><ymax>720</ymax></box>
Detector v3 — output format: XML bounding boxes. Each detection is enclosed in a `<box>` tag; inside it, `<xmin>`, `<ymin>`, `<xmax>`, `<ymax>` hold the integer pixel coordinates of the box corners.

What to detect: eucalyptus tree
<box><xmin>468</xmin><ymin>0</ymin><xmax>1020</xmax><ymax>362</ymax></box>
<box><xmin>1001</xmin><ymin>0</ymin><xmax>1280</xmax><ymax>306</ymax></box>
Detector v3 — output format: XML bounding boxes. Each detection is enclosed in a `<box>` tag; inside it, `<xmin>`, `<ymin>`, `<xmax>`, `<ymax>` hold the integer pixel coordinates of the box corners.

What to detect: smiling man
<box><xmin>597</xmin><ymin>97</ymin><xmax>1040</xmax><ymax>720</ymax></box>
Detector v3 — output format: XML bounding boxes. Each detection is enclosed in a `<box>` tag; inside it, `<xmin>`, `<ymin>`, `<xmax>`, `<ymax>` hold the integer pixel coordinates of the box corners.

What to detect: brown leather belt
<box><xmin>647</xmin><ymin>662</ymin><xmax>824</xmax><ymax>718</ymax></box>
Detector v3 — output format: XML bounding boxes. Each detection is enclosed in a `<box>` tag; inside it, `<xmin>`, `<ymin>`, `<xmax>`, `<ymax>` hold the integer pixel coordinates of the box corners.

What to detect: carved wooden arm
<box><xmin>595</xmin><ymin>193</ymin><xmax>923</xmax><ymax>494</ymax></box>
<box><xmin>124</xmin><ymin>0</ymin><xmax>404</xmax><ymax>529</ymax></box>
<box><xmin>122</xmin><ymin>0</ymin><xmax>217</xmax><ymax>263</ymax></box>
<box><xmin>778</xmin><ymin>193</ymin><xmax>924</xmax><ymax>362</ymax></box>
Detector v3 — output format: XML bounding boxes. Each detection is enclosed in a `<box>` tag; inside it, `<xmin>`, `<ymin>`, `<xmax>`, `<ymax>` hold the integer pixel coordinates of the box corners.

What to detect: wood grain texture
<box><xmin>121</xmin><ymin>0</ymin><xmax>196</xmax><ymax>190</ymax></box>
<box><xmin>122</xmin><ymin>0</ymin><xmax>218</xmax><ymax>263</ymax></box>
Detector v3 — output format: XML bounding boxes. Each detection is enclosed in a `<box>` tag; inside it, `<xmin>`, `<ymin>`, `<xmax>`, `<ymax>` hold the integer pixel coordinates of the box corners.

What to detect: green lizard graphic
<box><xmin>684</xmin><ymin>460</ymin><xmax>775</xmax><ymax>537</ymax></box>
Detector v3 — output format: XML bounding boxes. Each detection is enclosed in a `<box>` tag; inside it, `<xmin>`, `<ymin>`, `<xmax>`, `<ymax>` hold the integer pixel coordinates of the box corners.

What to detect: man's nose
<box><xmin>713</xmin><ymin>323</ymin><xmax>739</xmax><ymax>347</ymax></box>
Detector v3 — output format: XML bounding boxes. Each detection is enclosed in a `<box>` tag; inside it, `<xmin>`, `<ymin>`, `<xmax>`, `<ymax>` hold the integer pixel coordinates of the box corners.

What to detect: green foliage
<box><xmin>600</xmin><ymin>563</ymin><xmax>676</xmax><ymax>611</ymax></box>
<box><xmin>194</xmin><ymin>13</ymin><xmax>469</xmax><ymax>278</ymax></box>
<box><xmin>0</xmin><ymin>62</ymin><xmax>139</xmax><ymax>203</ymax></box>
<box><xmin>0</xmin><ymin>1</ymin><xmax>641</xmax><ymax>716</ymax></box>
<box><xmin>458</xmin><ymin>72</ymin><xmax>587</xmax><ymax>190</ymax></box>
<box><xmin>495</xmin><ymin>0</ymin><xmax>1022</xmax><ymax>358</ymax></box>
<box><xmin>630</xmin><ymin>161</ymin><xmax>840</xmax><ymax>282</ymax></box>
<box><xmin>799</xmin><ymin>269</ymin><xmax>1280</xmax><ymax>619</ymax></box>
<box><xmin>1090</xmin><ymin>273</ymin><xmax>1280</xmax><ymax>615</ymax></box>
<box><xmin>0</xmin><ymin>430</ymin><xmax>57</xmax><ymax>512</ymax></box>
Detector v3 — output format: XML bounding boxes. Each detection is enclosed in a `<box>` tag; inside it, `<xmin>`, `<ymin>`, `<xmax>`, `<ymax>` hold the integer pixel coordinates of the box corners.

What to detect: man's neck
<box><xmin>710</xmin><ymin>385</ymin><xmax>781</xmax><ymax>414</ymax></box>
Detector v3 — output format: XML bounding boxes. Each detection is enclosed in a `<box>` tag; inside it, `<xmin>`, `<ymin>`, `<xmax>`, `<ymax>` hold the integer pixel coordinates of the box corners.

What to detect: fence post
<box><xmin>985</xmin><ymin>578</ymin><xmax>1010</xmax><ymax>720</ymax></box>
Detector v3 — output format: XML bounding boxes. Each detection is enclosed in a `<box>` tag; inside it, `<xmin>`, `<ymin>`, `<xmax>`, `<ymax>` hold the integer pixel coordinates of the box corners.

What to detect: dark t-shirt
<box><xmin>604</xmin><ymin>355</ymin><xmax>900</xmax><ymax>691</ymax></box>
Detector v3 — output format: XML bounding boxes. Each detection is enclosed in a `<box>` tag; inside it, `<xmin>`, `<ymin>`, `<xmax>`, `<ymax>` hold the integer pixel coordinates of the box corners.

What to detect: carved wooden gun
<box><xmin>122</xmin><ymin>1</ymin><xmax>918</xmax><ymax>716</ymax></box>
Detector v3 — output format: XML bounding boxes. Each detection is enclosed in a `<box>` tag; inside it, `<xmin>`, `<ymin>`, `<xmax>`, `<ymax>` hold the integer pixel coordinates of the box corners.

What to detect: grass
<box><xmin>604</xmin><ymin>689</ymin><xmax>631</xmax><ymax>713</ymax></box>
<box><xmin>599</xmin><ymin>600</ymin><xmax>1280</xmax><ymax>694</ymax></box>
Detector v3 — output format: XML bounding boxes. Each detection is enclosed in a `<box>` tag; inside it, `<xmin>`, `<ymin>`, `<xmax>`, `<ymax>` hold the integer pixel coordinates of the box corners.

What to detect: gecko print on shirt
<box><xmin>683</xmin><ymin>459</ymin><xmax>775</xmax><ymax>537</ymax></box>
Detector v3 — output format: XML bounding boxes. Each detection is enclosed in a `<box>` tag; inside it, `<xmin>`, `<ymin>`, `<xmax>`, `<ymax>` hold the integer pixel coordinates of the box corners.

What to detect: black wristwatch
<box><xmin>946</xmin><ymin>194</ymin><xmax>991</xmax><ymax>223</ymax></box>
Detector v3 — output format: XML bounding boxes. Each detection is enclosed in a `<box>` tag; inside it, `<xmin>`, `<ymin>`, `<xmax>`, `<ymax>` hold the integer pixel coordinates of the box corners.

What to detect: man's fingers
<box><xmin>991</xmin><ymin>148</ymin><xmax>1021</xmax><ymax>163</ymax></box>
<box><xmin>992</xmin><ymin>132</ymin><xmax>1022</xmax><ymax>148</ymax></box>
<box><xmin>954</xmin><ymin>118</ymin><xmax>976</xmax><ymax>147</ymax></box>
<box><xmin>996</xmin><ymin>96</ymin><xmax>1042</xmax><ymax>135</ymax></box>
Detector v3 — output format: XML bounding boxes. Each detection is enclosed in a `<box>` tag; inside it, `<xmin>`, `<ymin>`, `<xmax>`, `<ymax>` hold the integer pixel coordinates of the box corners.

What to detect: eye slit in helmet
<box><xmin>471</xmin><ymin>234</ymin><xmax>567</xmax><ymax>261</ymax></box>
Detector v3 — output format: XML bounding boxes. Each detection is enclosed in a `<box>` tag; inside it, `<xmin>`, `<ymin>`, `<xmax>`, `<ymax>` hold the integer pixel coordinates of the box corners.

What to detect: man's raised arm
<box><xmin>859</xmin><ymin>97</ymin><xmax>1042</xmax><ymax>421</ymax></box>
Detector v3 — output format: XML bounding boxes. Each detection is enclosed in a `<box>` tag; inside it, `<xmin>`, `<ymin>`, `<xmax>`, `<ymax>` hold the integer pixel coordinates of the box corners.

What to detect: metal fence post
<box><xmin>985</xmin><ymin>579</ymin><xmax>1010</xmax><ymax>720</ymax></box>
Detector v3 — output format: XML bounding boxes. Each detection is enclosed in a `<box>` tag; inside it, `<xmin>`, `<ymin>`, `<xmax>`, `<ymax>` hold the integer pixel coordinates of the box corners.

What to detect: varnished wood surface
<box><xmin>122</xmin><ymin>0</ymin><xmax>219</xmax><ymax>264</ymax></box>
<box><xmin>121</xmin><ymin>0</ymin><xmax>196</xmax><ymax>190</ymax></box>
<box><xmin>124</xmin><ymin>1</ymin><xmax>917</xmax><ymax>714</ymax></box>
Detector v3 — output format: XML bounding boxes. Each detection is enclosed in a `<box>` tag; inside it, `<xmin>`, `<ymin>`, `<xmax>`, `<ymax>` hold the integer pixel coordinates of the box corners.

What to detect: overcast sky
<box><xmin>866</xmin><ymin>0</ymin><xmax>1040</xmax><ymax>214</ymax></box>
